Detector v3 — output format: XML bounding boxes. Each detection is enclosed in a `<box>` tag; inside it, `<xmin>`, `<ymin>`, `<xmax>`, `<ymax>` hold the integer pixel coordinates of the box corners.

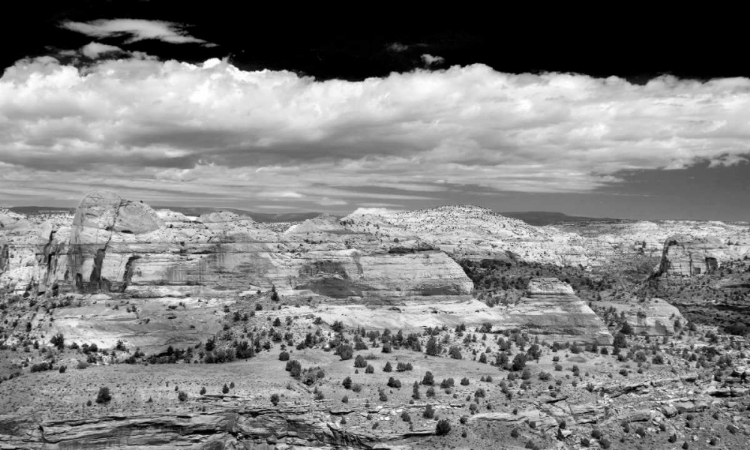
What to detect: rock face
<box><xmin>0</xmin><ymin>406</ymin><xmax>408</xmax><ymax>449</ymax></box>
<box><xmin>343</xmin><ymin>206</ymin><xmax>750</xmax><ymax>269</ymax></box>
<box><xmin>2</xmin><ymin>191</ymin><xmax>473</xmax><ymax>304</ymax></box>
<box><xmin>658</xmin><ymin>234</ymin><xmax>750</xmax><ymax>277</ymax></box>
<box><xmin>505</xmin><ymin>278</ymin><xmax>612</xmax><ymax>345</ymax></box>
<box><xmin>598</xmin><ymin>298</ymin><xmax>685</xmax><ymax>335</ymax></box>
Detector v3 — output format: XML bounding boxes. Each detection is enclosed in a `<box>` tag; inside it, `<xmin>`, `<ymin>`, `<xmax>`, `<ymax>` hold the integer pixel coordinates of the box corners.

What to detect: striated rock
<box><xmin>0</xmin><ymin>191</ymin><xmax>473</xmax><ymax>303</ymax></box>
<box><xmin>658</xmin><ymin>234</ymin><xmax>750</xmax><ymax>277</ymax></box>
<box><xmin>673</xmin><ymin>400</ymin><xmax>709</xmax><ymax>413</ymax></box>
<box><xmin>468</xmin><ymin>409</ymin><xmax>558</xmax><ymax>432</ymax></box>
<box><xmin>0</xmin><ymin>406</ymin><xmax>419</xmax><ymax>449</ymax></box>
<box><xmin>502</xmin><ymin>278</ymin><xmax>613</xmax><ymax>345</ymax></box>
<box><xmin>598</xmin><ymin>298</ymin><xmax>685</xmax><ymax>335</ymax></box>
<box><xmin>315</xmin><ymin>278</ymin><xmax>611</xmax><ymax>343</ymax></box>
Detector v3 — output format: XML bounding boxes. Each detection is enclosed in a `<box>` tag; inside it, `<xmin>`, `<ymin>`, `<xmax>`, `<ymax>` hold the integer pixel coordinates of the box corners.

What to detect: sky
<box><xmin>0</xmin><ymin>2</ymin><xmax>748</xmax><ymax>221</ymax></box>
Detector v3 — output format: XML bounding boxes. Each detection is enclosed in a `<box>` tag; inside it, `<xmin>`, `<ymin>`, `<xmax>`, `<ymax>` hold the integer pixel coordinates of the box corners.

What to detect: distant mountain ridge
<box><xmin>499</xmin><ymin>211</ymin><xmax>626</xmax><ymax>226</ymax></box>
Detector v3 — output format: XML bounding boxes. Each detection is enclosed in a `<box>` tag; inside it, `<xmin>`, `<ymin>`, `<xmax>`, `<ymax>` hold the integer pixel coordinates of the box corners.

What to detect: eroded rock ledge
<box><xmin>1</xmin><ymin>406</ymin><xmax>420</xmax><ymax>449</ymax></box>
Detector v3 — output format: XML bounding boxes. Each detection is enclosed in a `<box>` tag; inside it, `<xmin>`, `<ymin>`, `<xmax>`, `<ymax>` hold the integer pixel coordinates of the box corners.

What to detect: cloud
<box><xmin>61</xmin><ymin>19</ymin><xmax>211</xmax><ymax>45</ymax></box>
<box><xmin>421</xmin><ymin>54</ymin><xmax>444</xmax><ymax>66</ymax></box>
<box><xmin>1</xmin><ymin>56</ymin><xmax>750</xmax><ymax>209</ymax></box>
<box><xmin>81</xmin><ymin>42</ymin><xmax>126</xmax><ymax>59</ymax></box>
<box><xmin>387</xmin><ymin>43</ymin><xmax>409</xmax><ymax>52</ymax></box>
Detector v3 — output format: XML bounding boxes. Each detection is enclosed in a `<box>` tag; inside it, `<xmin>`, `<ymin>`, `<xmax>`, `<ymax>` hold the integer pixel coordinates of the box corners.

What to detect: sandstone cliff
<box><xmin>505</xmin><ymin>278</ymin><xmax>613</xmax><ymax>345</ymax></box>
<box><xmin>658</xmin><ymin>234</ymin><xmax>750</xmax><ymax>277</ymax></box>
<box><xmin>1</xmin><ymin>191</ymin><xmax>473</xmax><ymax>303</ymax></box>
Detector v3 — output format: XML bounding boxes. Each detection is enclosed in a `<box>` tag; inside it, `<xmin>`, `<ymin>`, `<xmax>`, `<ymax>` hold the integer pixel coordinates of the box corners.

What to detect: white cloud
<box><xmin>387</xmin><ymin>43</ymin><xmax>409</xmax><ymax>52</ymax></box>
<box><xmin>421</xmin><ymin>54</ymin><xmax>444</xmax><ymax>66</ymax></box>
<box><xmin>81</xmin><ymin>42</ymin><xmax>125</xmax><ymax>59</ymax></box>
<box><xmin>61</xmin><ymin>19</ymin><xmax>211</xmax><ymax>45</ymax></box>
<box><xmin>1</xmin><ymin>57</ymin><xmax>750</xmax><ymax>208</ymax></box>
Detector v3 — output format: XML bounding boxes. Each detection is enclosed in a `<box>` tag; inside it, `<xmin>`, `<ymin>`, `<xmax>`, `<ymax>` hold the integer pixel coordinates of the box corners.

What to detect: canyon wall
<box><xmin>658</xmin><ymin>234</ymin><xmax>750</xmax><ymax>277</ymax></box>
<box><xmin>1</xmin><ymin>192</ymin><xmax>473</xmax><ymax>303</ymax></box>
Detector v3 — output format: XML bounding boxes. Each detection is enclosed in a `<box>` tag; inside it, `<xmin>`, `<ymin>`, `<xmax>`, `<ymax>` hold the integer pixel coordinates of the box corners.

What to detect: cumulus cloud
<box><xmin>61</xmin><ymin>19</ymin><xmax>212</xmax><ymax>45</ymax></box>
<box><xmin>1</xmin><ymin>56</ymin><xmax>750</xmax><ymax>209</ymax></box>
<box><xmin>421</xmin><ymin>54</ymin><xmax>444</xmax><ymax>66</ymax></box>
<box><xmin>81</xmin><ymin>42</ymin><xmax>126</xmax><ymax>59</ymax></box>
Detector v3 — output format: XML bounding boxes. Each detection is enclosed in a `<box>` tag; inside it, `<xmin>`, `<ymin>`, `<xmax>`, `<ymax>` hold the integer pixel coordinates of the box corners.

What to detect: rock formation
<box><xmin>0</xmin><ymin>406</ymin><xmax>408</xmax><ymax>449</ymax></box>
<box><xmin>0</xmin><ymin>191</ymin><xmax>473</xmax><ymax>302</ymax></box>
<box><xmin>658</xmin><ymin>234</ymin><xmax>750</xmax><ymax>277</ymax></box>
<box><xmin>505</xmin><ymin>278</ymin><xmax>613</xmax><ymax>345</ymax></box>
<box><xmin>597</xmin><ymin>298</ymin><xmax>685</xmax><ymax>335</ymax></box>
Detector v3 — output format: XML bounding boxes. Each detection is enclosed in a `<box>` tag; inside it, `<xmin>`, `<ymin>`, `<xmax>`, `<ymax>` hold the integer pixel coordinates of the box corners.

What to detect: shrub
<box><xmin>286</xmin><ymin>360</ymin><xmax>302</xmax><ymax>377</ymax></box>
<box><xmin>422</xmin><ymin>371</ymin><xmax>434</xmax><ymax>385</ymax></box>
<box><xmin>396</xmin><ymin>362</ymin><xmax>412</xmax><ymax>372</ymax></box>
<box><xmin>342</xmin><ymin>395</ymin><xmax>349</xmax><ymax>403</ymax></box>
<box><xmin>279</xmin><ymin>351</ymin><xmax>290</xmax><ymax>361</ymax></box>
<box><xmin>613</xmin><ymin>332</ymin><xmax>627</xmax><ymax>348</ymax></box>
<box><xmin>354</xmin><ymin>354</ymin><xmax>367</xmax><ymax>368</ymax></box>
<box><xmin>412</xmin><ymin>381</ymin><xmax>421</xmax><ymax>399</ymax></box>
<box><xmin>337</xmin><ymin>344</ymin><xmax>354</xmax><ymax>361</ymax></box>
<box><xmin>58</xmin><ymin>365</ymin><xmax>67</xmax><ymax>373</ymax></box>
<box><xmin>441</xmin><ymin>378</ymin><xmax>455</xmax><ymax>388</ymax></box>
<box><xmin>512</xmin><ymin>354</ymin><xmax>526</xmax><ymax>371</ymax></box>
<box><xmin>383</xmin><ymin>361</ymin><xmax>393</xmax><ymax>372</ymax></box>
<box><xmin>351</xmin><ymin>383</ymin><xmax>362</xmax><ymax>393</ymax></box>
<box><xmin>95</xmin><ymin>387</ymin><xmax>112</xmax><ymax>404</ymax></box>
<box><xmin>342</xmin><ymin>376</ymin><xmax>352</xmax><ymax>389</ymax></box>
<box><xmin>178</xmin><ymin>391</ymin><xmax>188</xmax><ymax>402</ymax></box>
<box><xmin>435</xmin><ymin>419</ymin><xmax>451</xmax><ymax>436</ymax></box>
<box><xmin>423</xmin><ymin>404</ymin><xmax>435</xmax><ymax>418</ymax></box>
<box><xmin>222</xmin><ymin>384</ymin><xmax>230</xmax><ymax>394</ymax></box>
<box><xmin>460</xmin><ymin>377</ymin><xmax>470</xmax><ymax>386</ymax></box>
<box><xmin>426</xmin><ymin>387</ymin><xmax>436</xmax><ymax>397</ymax></box>
<box><xmin>30</xmin><ymin>362</ymin><xmax>52</xmax><ymax>373</ymax></box>
<box><xmin>270</xmin><ymin>393</ymin><xmax>280</xmax><ymax>405</ymax></box>
<box><xmin>401</xmin><ymin>410</ymin><xmax>411</xmax><ymax>422</ymax></box>
<box><xmin>365</xmin><ymin>364</ymin><xmax>374</xmax><ymax>374</ymax></box>
<box><xmin>200</xmin><ymin>386</ymin><xmax>206</xmax><ymax>395</ymax></box>
<box><xmin>50</xmin><ymin>333</ymin><xmax>65</xmax><ymax>350</ymax></box>
<box><xmin>379</xmin><ymin>389</ymin><xmax>388</xmax><ymax>401</ymax></box>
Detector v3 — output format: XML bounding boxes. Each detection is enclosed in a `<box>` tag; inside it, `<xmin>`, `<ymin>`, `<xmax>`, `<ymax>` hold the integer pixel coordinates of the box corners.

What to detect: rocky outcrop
<box><xmin>343</xmin><ymin>206</ymin><xmax>750</xmax><ymax>269</ymax></box>
<box><xmin>658</xmin><ymin>234</ymin><xmax>750</xmax><ymax>277</ymax></box>
<box><xmin>597</xmin><ymin>298</ymin><xmax>685</xmax><ymax>335</ymax></box>
<box><xmin>0</xmin><ymin>406</ymin><xmax>419</xmax><ymax>449</ymax></box>
<box><xmin>503</xmin><ymin>278</ymin><xmax>613</xmax><ymax>345</ymax></box>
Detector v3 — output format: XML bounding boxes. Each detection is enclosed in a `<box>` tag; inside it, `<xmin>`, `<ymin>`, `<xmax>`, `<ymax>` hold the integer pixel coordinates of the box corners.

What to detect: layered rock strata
<box><xmin>1</xmin><ymin>191</ymin><xmax>473</xmax><ymax>303</ymax></box>
<box><xmin>597</xmin><ymin>298</ymin><xmax>685</xmax><ymax>335</ymax></box>
<box><xmin>504</xmin><ymin>278</ymin><xmax>613</xmax><ymax>345</ymax></box>
<box><xmin>658</xmin><ymin>234</ymin><xmax>750</xmax><ymax>277</ymax></box>
<box><xmin>0</xmin><ymin>406</ymin><xmax>406</xmax><ymax>449</ymax></box>
<box><xmin>316</xmin><ymin>277</ymin><xmax>612</xmax><ymax>344</ymax></box>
